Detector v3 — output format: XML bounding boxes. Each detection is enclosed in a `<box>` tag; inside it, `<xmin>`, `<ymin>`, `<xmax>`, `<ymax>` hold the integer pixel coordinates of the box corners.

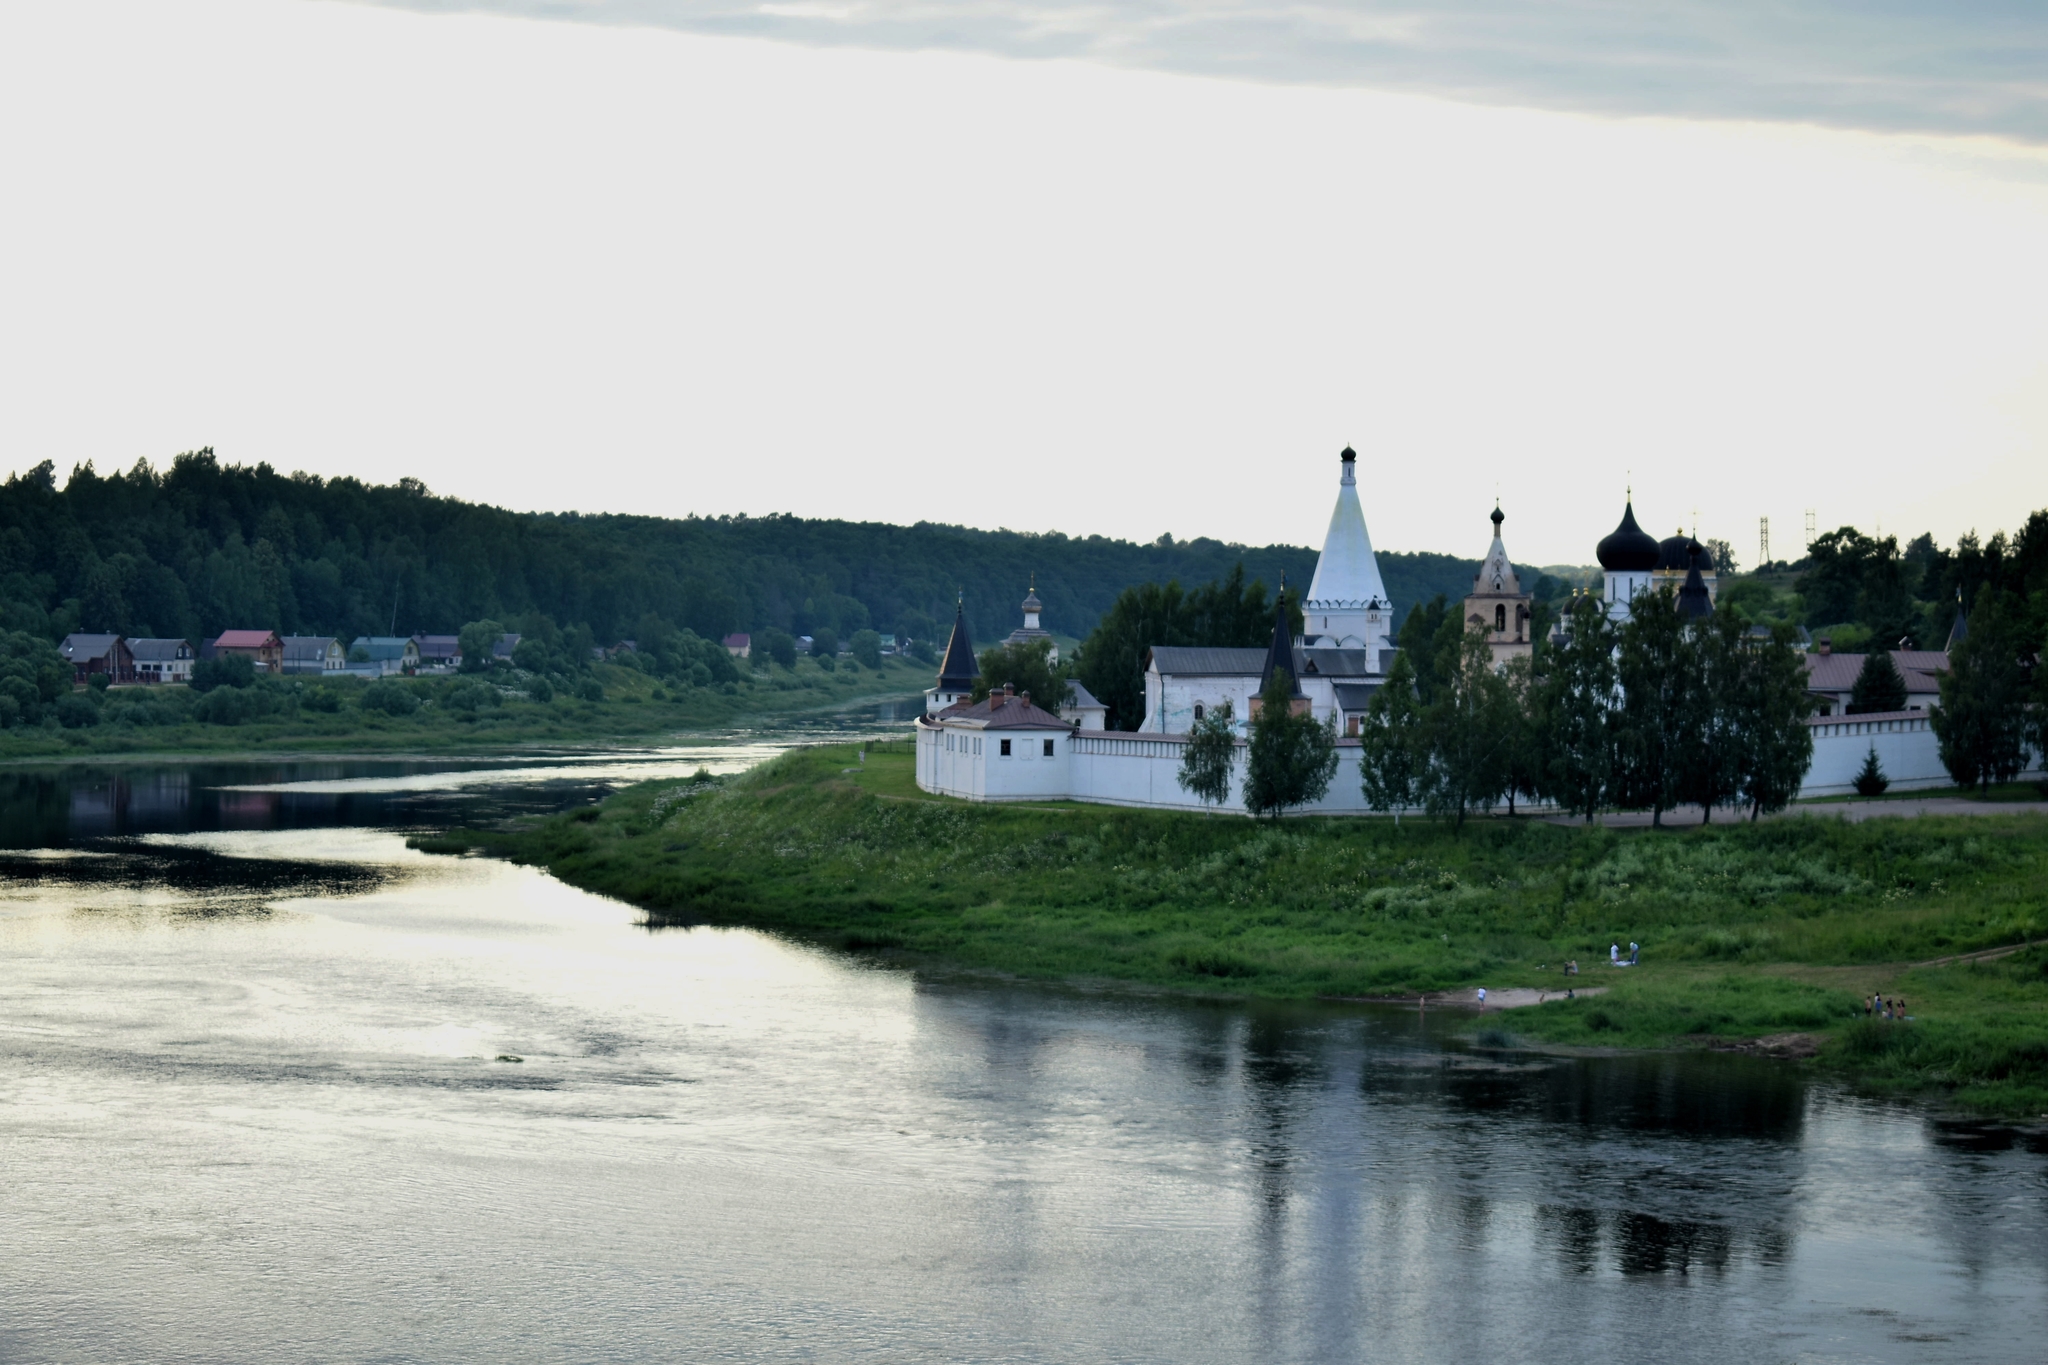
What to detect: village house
<box><xmin>281</xmin><ymin>636</ymin><xmax>347</xmax><ymax>675</ymax></box>
<box><xmin>209</xmin><ymin>630</ymin><xmax>284</xmax><ymax>674</ymax></box>
<box><xmin>128</xmin><ymin>638</ymin><xmax>194</xmax><ymax>684</ymax></box>
<box><xmin>59</xmin><ymin>633</ymin><xmax>134</xmax><ymax>684</ymax></box>
<box><xmin>411</xmin><ymin>634</ymin><xmax>461</xmax><ymax>670</ymax></box>
<box><xmin>346</xmin><ymin>636</ymin><xmax>421</xmax><ymax>676</ymax></box>
<box><xmin>722</xmin><ymin>633</ymin><xmax>751</xmax><ymax>658</ymax></box>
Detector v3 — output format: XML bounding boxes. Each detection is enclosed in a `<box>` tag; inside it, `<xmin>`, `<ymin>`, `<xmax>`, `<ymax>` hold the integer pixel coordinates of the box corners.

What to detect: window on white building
<box><xmin>1000</xmin><ymin>739</ymin><xmax>1011</xmax><ymax>757</ymax></box>
<box><xmin>1042</xmin><ymin>739</ymin><xmax>1054</xmax><ymax>757</ymax></box>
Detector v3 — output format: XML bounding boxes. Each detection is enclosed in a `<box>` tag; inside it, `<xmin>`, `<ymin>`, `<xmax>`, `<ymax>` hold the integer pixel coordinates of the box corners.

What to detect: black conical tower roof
<box><xmin>1260</xmin><ymin>578</ymin><xmax>1301</xmax><ymax>696</ymax></box>
<box><xmin>1677</xmin><ymin>545</ymin><xmax>1714</xmax><ymax>620</ymax></box>
<box><xmin>1946</xmin><ymin>591</ymin><xmax>1968</xmax><ymax>651</ymax></box>
<box><xmin>936</xmin><ymin>599</ymin><xmax>978</xmax><ymax>691</ymax></box>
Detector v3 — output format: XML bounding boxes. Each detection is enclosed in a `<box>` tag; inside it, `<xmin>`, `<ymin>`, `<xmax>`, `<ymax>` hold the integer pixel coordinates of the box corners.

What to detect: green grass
<box><xmin>422</xmin><ymin>741</ymin><xmax>2048</xmax><ymax>1119</ymax></box>
<box><xmin>0</xmin><ymin>657</ymin><xmax>927</xmax><ymax>761</ymax></box>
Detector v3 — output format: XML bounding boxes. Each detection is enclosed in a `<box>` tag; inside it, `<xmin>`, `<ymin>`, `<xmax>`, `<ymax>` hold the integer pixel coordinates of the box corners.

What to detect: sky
<box><xmin>1</xmin><ymin>0</ymin><xmax>2045</xmax><ymax>568</ymax></box>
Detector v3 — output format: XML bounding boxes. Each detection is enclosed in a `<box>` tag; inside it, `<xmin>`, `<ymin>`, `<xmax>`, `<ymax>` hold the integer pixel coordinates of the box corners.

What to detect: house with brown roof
<box><xmin>916</xmin><ymin>683</ymin><xmax>1075</xmax><ymax>801</ymax></box>
<box><xmin>1802</xmin><ymin>644</ymin><xmax>1947</xmax><ymax>717</ymax></box>
<box><xmin>60</xmin><ymin>634</ymin><xmax>133</xmax><ymax>684</ymax></box>
<box><xmin>210</xmin><ymin>630</ymin><xmax>283</xmax><ymax>674</ymax></box>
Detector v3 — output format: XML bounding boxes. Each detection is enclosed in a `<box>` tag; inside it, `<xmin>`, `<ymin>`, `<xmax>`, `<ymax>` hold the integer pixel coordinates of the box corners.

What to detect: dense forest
<box><xmin>0</xmin><ymin>452</ymin><xmax>1484</xmax><ymax>650</ymax></box>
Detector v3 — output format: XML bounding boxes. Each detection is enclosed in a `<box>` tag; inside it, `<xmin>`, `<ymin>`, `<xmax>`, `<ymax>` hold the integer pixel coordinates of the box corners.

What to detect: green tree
<box><xmin>1847</xmin><ymin>649</ymin><xmax>1909</xmax><ymax>714</ymax></box>
<box><xmin>1613</xmin><ymin>588</ymin><xmax>1704</xmax><ymax>826</ymax></box>
<box><xmin>1728</xmin><ymin>622</ymin><xmax>1816</xmax><ymax>819</ymax></box>
<box><xmin>1932</xmin><ymin>590</ymin><xmax>2034</xmax><ymax>793</ymax></box>
<box><xmin>809</xmin><ymin>626</ymin><xmax>839</xmax><ymax>659</ymax></box>
<box><xmin>848</xmin><ymin>629</ymin><xmax>883</xmax><ymax>670</ymax></box>
<box><xmin>1075</xmin><ymin>564</ymin><xmax>1290</xmax><ymax>731</ymax></box>
<box><xmin>1853</xmin><ymin>748</ymin><xmax>1890</xmax><ymax>797</ymax></box>
<box><xmin>1534</xmin><ymin>595</ymin><xmax>1617</xmax><ymax>823</ymax></box>
<box><xmin>759</xmin><ymin>629</ymin><xmax>798</xmax><ymax>670</ymax></box>
<box><xmin>1677</xmin><ymin>611</ymin><xmax>1746</xmax><ymax>822</ymax></box>
<box><xmin>1358</xmin><ymin>652</ymin><xmax>1425</xmax><ymax>824</ymax></box>
<box><xmin>1497</xmin><ymin>654</ymin><xmax>1543</xmax><ymax>816</ymax></box>
<box><xmin>974</xmin><ymin>638</ymin><xmax>1066</xmax><ymax>710</ymax></box>
<box><xmin>1176</xmin><ymin>699</ymin><xmax>1237</xmax><ymax>808</ymax></box>
<box><xmin>458</xmin><ymin>619</ymin><xmax>504</xmax><ymax>672</ymax></box>
<box><xmin>1419</xmin><ymin>627</ymin><xmax>1513</xmax><ymax>831</ymax></box>
<box><xmin>1243</xmin><ymin>670</ymin><xmax>1338</xmax><ymax>820</ymax></box>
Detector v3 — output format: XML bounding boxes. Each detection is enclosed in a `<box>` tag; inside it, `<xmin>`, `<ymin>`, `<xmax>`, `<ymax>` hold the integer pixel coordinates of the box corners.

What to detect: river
<box><xmin>2</xmin><ymin>733</ymin><xmax>2044</xmax><ymax>1363</ymax></box>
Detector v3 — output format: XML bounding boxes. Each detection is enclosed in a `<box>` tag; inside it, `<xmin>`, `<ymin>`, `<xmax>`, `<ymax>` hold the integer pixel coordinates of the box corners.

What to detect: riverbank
<box><xmin>421</xmin><ymin>740</ymin><xmax>2048</xmax><ymax>1118</ymax></box>
<box><xmin>0</xmin><ymin>657</ymin><xmax>926</xmax><ymax>762</ymax></box>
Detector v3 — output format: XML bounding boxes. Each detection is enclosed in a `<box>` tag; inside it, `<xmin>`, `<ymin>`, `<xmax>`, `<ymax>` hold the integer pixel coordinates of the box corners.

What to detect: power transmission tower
<box><xmin>1759</xmin><ymin>517</ymin><xmax>1769</xmax><ymax>569</ymax></box>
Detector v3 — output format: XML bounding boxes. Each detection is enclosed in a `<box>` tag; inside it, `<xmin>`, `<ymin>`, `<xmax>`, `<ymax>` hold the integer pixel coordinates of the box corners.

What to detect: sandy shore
<box><xmin>1333</xmin><ymin>986</ymin><xmax>1609</xmax><ymax>1010</ymax></box>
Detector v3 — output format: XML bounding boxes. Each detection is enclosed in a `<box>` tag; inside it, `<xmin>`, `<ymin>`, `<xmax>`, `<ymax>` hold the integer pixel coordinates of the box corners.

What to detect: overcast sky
<box><xmin>2</xmin><ymin>0</ymin><xmax>2045</xmax><ymax>567</ymax></box>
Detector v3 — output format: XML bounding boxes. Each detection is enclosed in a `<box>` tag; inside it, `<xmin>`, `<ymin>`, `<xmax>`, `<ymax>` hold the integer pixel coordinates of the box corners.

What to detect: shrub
<box><xmin>577</xmin><ymin>678</ymin><xmax>604</xmax><ymax>703</ymax></box>
<box><xmin>194</xmin><ymin>686</ymin><xmax>258</xmax><ymax>725</ymax></box>
<box><xmin>87</xmin><ymin>672</ymin><xmax>110</xmax><ymax>692</ymax></box>
<box><xmin>55</xmin><ymin>693</ymin><xmax>99</xmax><ymax>728</ymax></box>
<box><xmin>1853</xmin><ymin>748</ymin><xmax>1890</xmax><ymax>797</ymax></box>
<box><xmin>191</xmin><ymin>655</ymin><xmax>255</xmax><ymax>692</ymax></box>
<box><xmin>359</xmin><ymin>681</ymin><xmax>419</xmax><ymax>716</ymax></box>
<box><xmin>528</xmin><ymin>677</ymin><xmax>554</xmax><ymax>703</ymax></box>
<box><xmin>302</xmin><ymin>687</ymin><xmax>343</xmax><ymax>713</ymax></box>
<box><xmin>444</xmin><ymin>680</ymin><xmax>499</xmax><ymax>712</ymax></box>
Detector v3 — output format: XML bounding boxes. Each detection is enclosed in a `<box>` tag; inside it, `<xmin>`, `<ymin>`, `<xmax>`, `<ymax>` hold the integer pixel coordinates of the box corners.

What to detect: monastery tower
<box><xmin>1302</xmin><ymin>447</ymin><xmax>1395</xmax><ymax>672</ymax></box>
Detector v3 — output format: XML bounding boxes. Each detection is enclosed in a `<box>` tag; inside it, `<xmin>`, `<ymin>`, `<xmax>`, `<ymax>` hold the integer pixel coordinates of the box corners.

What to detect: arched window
<box><xmin>1495</xmin><ymin>604</ymin><xmax>1507</xmax><ymax>632</ymax></box>
<box><xmin>1193</xmin><ymin>703</ymin><xmax>1205</xmax><ymax>721</ymax></box>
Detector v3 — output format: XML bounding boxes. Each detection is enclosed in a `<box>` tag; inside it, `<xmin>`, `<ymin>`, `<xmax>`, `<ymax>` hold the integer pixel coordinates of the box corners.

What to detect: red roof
<box><xmin>722</xmin><ymin>633</ymin><xmax>750</xmax><ymax>648</ymax></box>
<box><xmin>214</xmin><ymin>630</ymin><xmax>280</xmax><ymax>649</ymax></box>
<box><xmin>931</xmin><ymin>690</ymin><xmax>1070</xmax><ymax>731</ymax></box>
<box><xmin>1803</xmin><ymin>650</ymin><xmax>1945</xmax><ymax>694</ymax></box>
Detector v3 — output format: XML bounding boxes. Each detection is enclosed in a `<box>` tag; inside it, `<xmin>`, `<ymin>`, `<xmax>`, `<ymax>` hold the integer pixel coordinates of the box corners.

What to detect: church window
<box><xmin>1000</xmin><ymin>739</ymin><xmax>1012</xmax><ymax>756</ymax></box>
<box><xmin>1042</xmin><ymin>739</ymin><xmax>1055</xmax><ymax>757</ymax></box>
<box><xmin>1495</xmin><ymin>604</ymin><xmax>1507</xmax><ymax>632</ymax></box>
<box><xmin>1193</xmin><ymin>703</ymin><xmax>1204</xmax><ymax>722</ymax></box>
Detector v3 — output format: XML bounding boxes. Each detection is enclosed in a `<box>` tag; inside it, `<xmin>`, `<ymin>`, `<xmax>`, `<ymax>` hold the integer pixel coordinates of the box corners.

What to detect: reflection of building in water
<box><xmin>67</xmin><ymin>782</ymin><xmax>121</xmax><ymax>837</ymax></box>
<box><xmin>214</xmin><ymin>790</ymin><xmax>283</xmax><ymax>827</ymax></box>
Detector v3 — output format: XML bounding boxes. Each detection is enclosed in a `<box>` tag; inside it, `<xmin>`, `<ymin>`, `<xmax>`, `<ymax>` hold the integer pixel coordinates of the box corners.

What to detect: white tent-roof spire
<box><xmin>1304</xmin><ymin>446</ymin><xmax>1390</xmax><ymax>614</ymax></box>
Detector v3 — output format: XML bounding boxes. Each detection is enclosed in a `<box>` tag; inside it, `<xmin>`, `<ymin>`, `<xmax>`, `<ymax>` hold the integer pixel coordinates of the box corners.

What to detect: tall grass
<box><xmin>430</xmin><ymin>743</ymin><xmax>2048</xmax><ymax>1116</ymax></box>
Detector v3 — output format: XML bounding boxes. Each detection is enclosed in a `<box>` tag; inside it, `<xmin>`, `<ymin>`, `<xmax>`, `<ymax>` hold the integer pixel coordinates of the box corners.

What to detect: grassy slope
<box><xmin>427</xmin><ymin>741</ymin><xmax>2048</xmax><ymax>1118</ymax></box>
<box><xmin>0</xmin><ymin>657</ymin><xmax>927</xmax><ymax>761</ymax></box>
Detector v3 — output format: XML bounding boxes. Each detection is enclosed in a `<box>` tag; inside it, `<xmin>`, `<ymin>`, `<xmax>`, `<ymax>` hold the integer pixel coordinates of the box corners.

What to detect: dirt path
<box><xmin>1913</xmin><ymin>941</ymin><xmax>2035</xmax><ymax>969</ymax></box>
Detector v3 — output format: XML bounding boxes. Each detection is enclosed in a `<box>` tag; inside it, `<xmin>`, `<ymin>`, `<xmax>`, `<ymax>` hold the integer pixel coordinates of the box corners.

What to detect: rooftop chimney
<box><xmin>1818</xmin><ymin>637</ymin><xmax>1831</xmax><ymax>655</ymax></box>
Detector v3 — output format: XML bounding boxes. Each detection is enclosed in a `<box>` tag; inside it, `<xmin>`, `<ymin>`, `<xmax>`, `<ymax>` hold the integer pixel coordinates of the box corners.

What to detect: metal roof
<box><xmin>1803</xmin><ymin>651</ymin><xmax>1946</xmax><ymax>694</ymax></box>
<box><xmin>936</xmin><ymin>602</ymin><xmax>978</xmax><ymax>690</ymax></box>
<box><xmin>936</xmin><ymin>691</ymin><xmax>1070</xmax><ymax>731</ymax></box>
<box><xmin>1064</xmin><ymin>679</ymin><xmax>1105</xmax><ymax>710</ymax></box>
<box><xmin>59</xmin><ymin>634</ymin><xmax>123</xmax><ymax>659</ymax></box>
<box><xmin>214</xmin><ymin>630</ymin><xmax>279</xmax><ymax>649</ymax></box>
<box><xmin>126</xmin><ymin>638</ymin><xmax>191</xmax><ymax>661</ymax></box>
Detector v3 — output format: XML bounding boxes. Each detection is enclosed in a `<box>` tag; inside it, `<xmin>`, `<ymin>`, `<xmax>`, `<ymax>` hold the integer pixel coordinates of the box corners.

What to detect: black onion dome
<box><xmin>1597</xmin><ymin>502</ymin><xmax>1660</xmax><ymax>571</ymax></box>
<box><xmin>1656</xmin><ymin>534</ymin><xmax>1713</xmax><ymax>572</ymax></box>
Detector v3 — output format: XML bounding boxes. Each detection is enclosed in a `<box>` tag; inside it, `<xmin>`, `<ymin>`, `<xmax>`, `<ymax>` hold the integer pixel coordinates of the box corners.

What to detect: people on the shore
<box><xmin>1628</xmin><ymin>942</ymin><xmax>1640</xmax><ymax>966</ymax></box>
<box><xmin>1477</xmin><ymin>987</ymin><xmax>1487</xmax><ymax>1008</ymax></box>
<box><xmin>1610</xmin><ymin>943</ymin><xmax>1620</xmax><ymax>965</ymax></box>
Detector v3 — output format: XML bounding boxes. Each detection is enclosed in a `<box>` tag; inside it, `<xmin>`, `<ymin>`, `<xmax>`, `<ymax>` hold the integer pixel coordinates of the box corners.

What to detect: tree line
<box><xmin>0</xmin><ymin>452</ymin><xmax>1482</xmax><ymax>656</ymax></box>
<box><xmin>1176</xmin><ymin>590</ymin><xmax>1819</xmax><ymax>824</ymax></box>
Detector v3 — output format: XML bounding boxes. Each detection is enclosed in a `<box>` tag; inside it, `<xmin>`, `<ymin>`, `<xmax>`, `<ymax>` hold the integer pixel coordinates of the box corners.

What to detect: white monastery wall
<box><xmin>1799</xmin><ymin>712</ymin><xmax>2041</xmax><ymax>797</ymax></box>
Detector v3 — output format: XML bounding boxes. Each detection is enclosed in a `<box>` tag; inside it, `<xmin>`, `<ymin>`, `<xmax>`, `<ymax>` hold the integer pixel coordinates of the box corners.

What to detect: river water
<box><xmin>2</xmin><ymin>738</ymin><xmax>2045</xmax><ymax>1363</ymax></box>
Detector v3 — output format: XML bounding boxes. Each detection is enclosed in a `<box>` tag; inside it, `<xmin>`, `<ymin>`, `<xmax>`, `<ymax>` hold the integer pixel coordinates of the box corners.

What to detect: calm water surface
<box><xmin>2</xmin><ymin>742</ymin><xmax>2045</xmax><ymax>1363</ymax></box>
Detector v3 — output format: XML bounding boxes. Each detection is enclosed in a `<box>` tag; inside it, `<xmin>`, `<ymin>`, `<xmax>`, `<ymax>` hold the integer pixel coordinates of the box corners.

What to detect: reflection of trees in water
<box><xmin>0</xmin><ymin>842</ymin><xmax>389</xmax><ymax>913</ymax></box>
<box><xmin>0</xmin><ymin>761</ymin><xmax>635</xmax><ymax>848</ymax></box>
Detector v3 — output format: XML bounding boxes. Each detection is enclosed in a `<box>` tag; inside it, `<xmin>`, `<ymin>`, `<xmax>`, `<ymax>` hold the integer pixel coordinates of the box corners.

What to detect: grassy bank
<box><xmin>423</xmin><ymin>741</ymin><xmax>2048</xmax><ymax>1118</ymax></box>
<box><xmin>0</xmin><ymin>657</ymin><xmax>926</xmax><ymax>761</ymax></box>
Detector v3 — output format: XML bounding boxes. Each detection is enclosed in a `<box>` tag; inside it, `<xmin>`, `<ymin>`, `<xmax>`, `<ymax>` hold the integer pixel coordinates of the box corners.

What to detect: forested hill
<box><xmin>0</xmin><ymin>453</ymin><xmax>1479</xmax><ymax>649</ymax></box>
